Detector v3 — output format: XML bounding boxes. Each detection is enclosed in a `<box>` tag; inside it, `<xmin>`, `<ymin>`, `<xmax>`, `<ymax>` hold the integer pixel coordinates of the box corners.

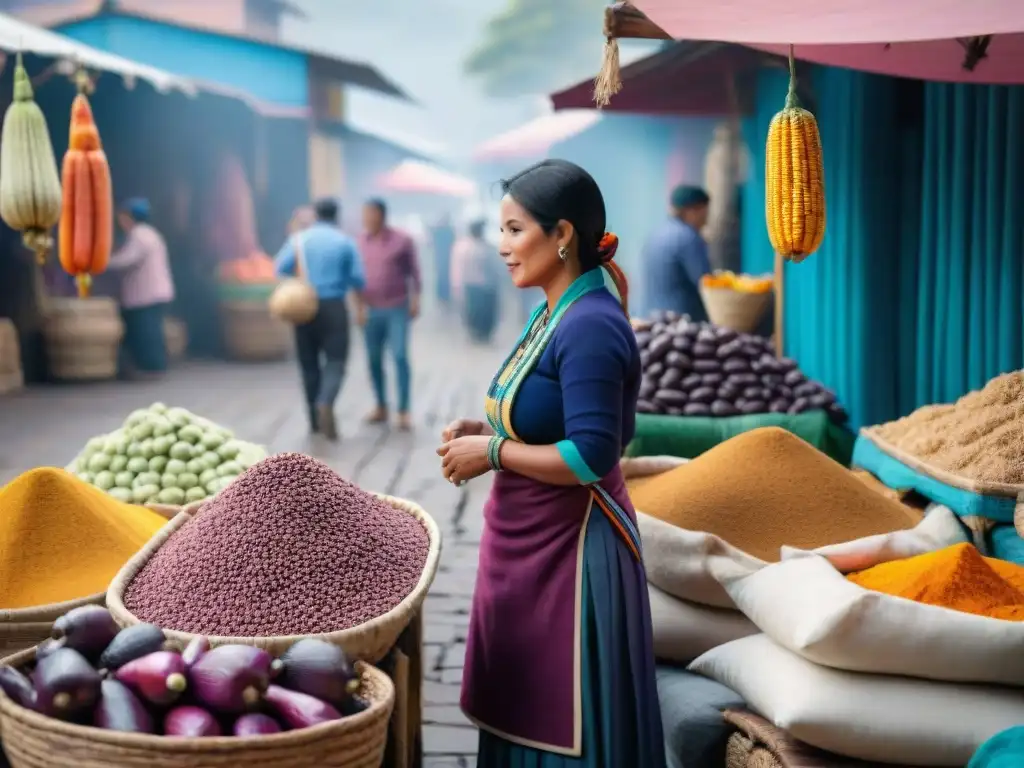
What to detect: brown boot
<box><xmin>365</xmin><ymin>407</ymin><xmax>388</xmax><ymax>425</ymax></box>
<box><xmin>396</xmin><ymin>412</ymin><xmax>413</xmax><ymax>431</ymax></box>
<box><xmin>317</xmin><ymin>405</ymin><xmax>339</xmax><ymax>441</ymax></box>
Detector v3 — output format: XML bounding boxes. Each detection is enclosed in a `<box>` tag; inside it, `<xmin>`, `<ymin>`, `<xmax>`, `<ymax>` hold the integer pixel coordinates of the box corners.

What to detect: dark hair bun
<box><xmin>598</xmin><ymin>232</ymin><xmax>619</xmax><ymax>263</ymax></box>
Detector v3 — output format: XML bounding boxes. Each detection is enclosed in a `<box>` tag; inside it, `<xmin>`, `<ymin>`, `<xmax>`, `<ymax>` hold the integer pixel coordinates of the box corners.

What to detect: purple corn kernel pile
<box><xmin>634</xmin><ymin>311</ymin><xmax>848</xmax><ymax>423</ymax></box>
<box><xmin>123</xmin><ymin>453</ymin><xmax>430</xmax><ymax>636</ymax></box>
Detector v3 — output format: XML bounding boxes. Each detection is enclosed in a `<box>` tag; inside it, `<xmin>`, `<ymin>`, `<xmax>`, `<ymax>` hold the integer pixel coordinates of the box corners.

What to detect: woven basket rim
<box><xmin>0</xmin><ymin>592</ymin><xmax>105</xmax><ymax>624</ymax></box>
<box><xmin>105</xmin><ymin>493</ymin><xmax>442</xmax><ymax>652</ymax></box>
<box><xmin>0</xmin><ymin>656</ymin><xmax>394</xmax><ymax>751</ymax></box>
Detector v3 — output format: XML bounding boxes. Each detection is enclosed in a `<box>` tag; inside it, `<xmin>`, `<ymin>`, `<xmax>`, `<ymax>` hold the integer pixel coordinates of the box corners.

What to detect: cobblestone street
<box><xmin>0</xmin><ymin>305</ymin><xmax>519</xmax><ymax>768</ymax></box>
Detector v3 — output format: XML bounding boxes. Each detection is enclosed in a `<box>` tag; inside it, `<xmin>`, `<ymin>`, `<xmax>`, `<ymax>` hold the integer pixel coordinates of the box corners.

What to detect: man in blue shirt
<box><xmin>275</xmin><ymin>198</ymin><xmax>365</xmax><ymax>441</ymax></box>
<box><xmin>642</xmin><ymin>185</ymin><xmax>712</xmax><ymax>321</ymax></box>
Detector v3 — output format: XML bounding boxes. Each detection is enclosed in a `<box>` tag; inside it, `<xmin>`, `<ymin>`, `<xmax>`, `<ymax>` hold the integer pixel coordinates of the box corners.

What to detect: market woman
<box><xmin>437</xmin><ymin>159</ymin><xmax>665</xmax><ymax>766</ymax></box>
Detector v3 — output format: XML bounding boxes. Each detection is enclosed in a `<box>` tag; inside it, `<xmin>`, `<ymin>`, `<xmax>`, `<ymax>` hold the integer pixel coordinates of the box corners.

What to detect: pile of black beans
<box><xmin>634</xmin><ymin>312</ymin><xmax>847</xmax><ymax>422</ymax></box>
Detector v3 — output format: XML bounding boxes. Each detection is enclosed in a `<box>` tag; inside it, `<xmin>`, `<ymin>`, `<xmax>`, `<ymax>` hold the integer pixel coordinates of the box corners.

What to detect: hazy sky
<box><xmin>283</xmin><ymin>0</ymin><xmax>548</xmax><ymax>165</ymax></box>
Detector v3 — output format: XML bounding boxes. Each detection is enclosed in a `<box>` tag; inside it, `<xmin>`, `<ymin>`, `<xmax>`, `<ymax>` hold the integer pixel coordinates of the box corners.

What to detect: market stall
<box><xmin>0</xmin><ymin>402</ymin><xmax>441</xmax><ymax>768</ymax></box>
<box><xmin>626</xmin><ymin>311</ymin><xmax>853</xmax><ymax>463</ymax></box>
<box><xmin>583</xmin><ymin>4</ymin><xmax>1024</xmax><ymax>767</ymax></box>
<box><xmin>217</xmin><ymin>254</ymin><xmax>291</xmax><ymax>362</ymax></box>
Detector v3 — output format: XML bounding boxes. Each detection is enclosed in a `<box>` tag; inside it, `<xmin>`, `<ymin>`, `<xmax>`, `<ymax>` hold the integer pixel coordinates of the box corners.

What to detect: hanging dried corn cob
<box><xmin>58</xmin><ymin>76</ymin><xmax>113</xmax><ymax>299</ymax></box>
<box><xmin>765</xmin><ymin>46</ymin><xmax>825</xmax><ymax>263</ymax></box>
<box><xmin>0</xmin><ymin>53</ymin><xmax>64</xmax><ymax>265</ymax></box>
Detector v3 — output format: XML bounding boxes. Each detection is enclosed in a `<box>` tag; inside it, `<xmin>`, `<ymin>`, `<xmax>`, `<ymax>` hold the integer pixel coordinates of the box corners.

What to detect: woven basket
<box><xmin>0</xmin><ymin>593</ymin><xmax>106</xmax><ymax>657</ymax></box>
<box><xmin>0</xmin><ymin>318</ymin><xmax>22</xmax><ymax>394</ymax></box>
<box><xmin>0</xmin><ymin>502</ymin><xmax>193</xmax><ymax>656</ymax></box>
<box><xmin>0</xmin><ymin>647</ymin><xmax>394</xmax><ymax>768</ymax></box>
<box><xmin>162</xmin><ymin>317</ymin><xmax>188</xmax><ymax>363</ymax></box>
<box><xmin>42</xmin><ymin>298</ymin><xmax>124</xmax><ymax>381</ymax></box>
<box><xmin>220</xmin><ymin>300</ymin><xmax>291</xmax><ymax>362</ymax></box>
<box><xmin>106</xmin><ymin>495</ymin><xmax>442</xmax><ymax>663</ymax></box>
<box><xmin>726</xmin><ymin>731</ymin><xmax>782</xmax><ymax>768</ymax></box>
<box><xmin>699</xmin><ymin>285</ymin><xmax>771</xmax><ymax>334</ymax></box>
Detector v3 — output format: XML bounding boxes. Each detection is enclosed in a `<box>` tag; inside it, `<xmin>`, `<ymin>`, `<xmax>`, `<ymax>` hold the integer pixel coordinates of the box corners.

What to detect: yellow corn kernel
<box><xmin>765</xmin><ymin>49</ymin><xmax>825</xmax><ymax>263</ymax></box>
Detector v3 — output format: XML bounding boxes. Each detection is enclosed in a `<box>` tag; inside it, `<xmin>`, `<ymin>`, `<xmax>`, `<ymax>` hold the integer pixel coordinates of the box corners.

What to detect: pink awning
<box><xmin>633</xmin><ymin>0</ymin><xmax>1024</xmax><ymax>45</ymax></box>
<box><xmin>632</xmin><ymin>1</ymin><xmax>1024</xmax><ymax>84</ymax></box>
<box><xmin>376</xmin><ymin>160</ymin><xmax>476</xmax><ymax>198</ymax></box>
<box><xmin>750</xmin><ymin>37</ymin><xmax>1024</xmax><ymax>84</ymax></box>
<box><xmin>472</xmin><ymin>111</ymin><xmax>601</xmax><ymax>162</ymax></box>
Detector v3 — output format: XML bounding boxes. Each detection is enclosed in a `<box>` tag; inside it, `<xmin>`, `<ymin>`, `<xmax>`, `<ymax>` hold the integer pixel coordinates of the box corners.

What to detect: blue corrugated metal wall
<box><xmin>57</xmin><ymin>15</ymin><xmax>309</xmax><ymax>107</ymax></box>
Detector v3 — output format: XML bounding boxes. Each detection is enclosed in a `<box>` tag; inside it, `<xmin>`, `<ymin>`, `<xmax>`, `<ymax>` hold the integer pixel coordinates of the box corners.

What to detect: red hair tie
<box><xmin>598</xmin><ymin>232</ymin><xmax>619</xmax><ymax>263</ymax></box>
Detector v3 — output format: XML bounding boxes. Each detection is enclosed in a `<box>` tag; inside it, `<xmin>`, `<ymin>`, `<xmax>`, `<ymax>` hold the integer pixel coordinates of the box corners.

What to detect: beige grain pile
<box><xmin>627</xmin><ymin>427</ymin><xmax>918</xmax><ymax>562</ymax></box>
<box><xmin>869</xmin><ymin>370</ymin><xmax>1024</xmax><ymax>485</ymax></box>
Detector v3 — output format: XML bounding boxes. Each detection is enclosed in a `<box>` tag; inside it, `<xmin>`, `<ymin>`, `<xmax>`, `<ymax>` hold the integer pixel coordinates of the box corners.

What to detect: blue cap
<box><xmin>121</xmin><ymin>197</ymin><xmax>151</xmax><ymax>223</ymax></box>
<box><xmin>670</xmin><ymin>185</ymin><xmax>709</xmax><ymax>209</ymax></box>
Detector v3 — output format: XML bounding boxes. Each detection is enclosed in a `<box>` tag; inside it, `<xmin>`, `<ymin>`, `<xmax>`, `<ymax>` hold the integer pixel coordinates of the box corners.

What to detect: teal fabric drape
<box><xmin>741</xmin><ymin>65</ymin><xmax>1024</xmax><ymax>429</ymax></box>
<box><xmin>912</xmin><ymin>81</ymin><xmax>1024</xmax><ymax>408</ymax></box>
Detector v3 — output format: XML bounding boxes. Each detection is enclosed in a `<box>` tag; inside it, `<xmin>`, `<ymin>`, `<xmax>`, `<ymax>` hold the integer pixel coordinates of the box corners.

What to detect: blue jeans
<box><xmin>365</xmin><ymin>305</ymin><xmax>411</xmax><ymax>413</ymax></box>
<box><xmin>120</xmin><ymin>303</ymin><xmax>168</xmax><ymax>373</ymax></box>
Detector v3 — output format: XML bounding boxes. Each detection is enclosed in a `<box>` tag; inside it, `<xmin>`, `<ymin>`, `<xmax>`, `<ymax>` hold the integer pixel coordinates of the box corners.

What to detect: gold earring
<box><xmin>558</xmin><ymin>245</ymin><xmax>568</xmax><ymax>262</ymax></box>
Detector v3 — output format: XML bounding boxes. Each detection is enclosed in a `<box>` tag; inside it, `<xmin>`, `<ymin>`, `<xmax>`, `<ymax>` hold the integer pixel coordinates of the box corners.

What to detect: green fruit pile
<box><xmin>67</xmin><ymin>403</ymin><xmax>268</xmax><ymax>506</ymax></box>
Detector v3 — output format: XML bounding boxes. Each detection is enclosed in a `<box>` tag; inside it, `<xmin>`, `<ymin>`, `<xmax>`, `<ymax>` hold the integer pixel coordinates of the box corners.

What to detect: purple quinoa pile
<box><xmin>123</xmin><ymin>452</ymin><xmax>430</xmax><ymax>636</ymax></box>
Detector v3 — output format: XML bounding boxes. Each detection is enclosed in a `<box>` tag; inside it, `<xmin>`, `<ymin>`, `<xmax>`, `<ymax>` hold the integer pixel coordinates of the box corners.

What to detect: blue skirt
<box><xmin>477</xmin><ymin>511</ymin><xmax>666</xmax><ymax>767</ymax></box>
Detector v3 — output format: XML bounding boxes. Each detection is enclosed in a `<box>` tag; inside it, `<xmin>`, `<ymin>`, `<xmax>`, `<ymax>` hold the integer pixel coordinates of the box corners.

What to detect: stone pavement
<box><xmin>0</xmin><ymin>304</ymin><xmax>520</xmax><ymax>768</ymax></box>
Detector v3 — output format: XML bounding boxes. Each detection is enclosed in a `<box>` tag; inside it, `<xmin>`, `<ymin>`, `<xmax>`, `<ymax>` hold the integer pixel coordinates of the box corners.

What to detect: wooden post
<box><xmin>773</xmin><ymin>252</ymin><xmax>785</xmax><ymax>356</ymax></box>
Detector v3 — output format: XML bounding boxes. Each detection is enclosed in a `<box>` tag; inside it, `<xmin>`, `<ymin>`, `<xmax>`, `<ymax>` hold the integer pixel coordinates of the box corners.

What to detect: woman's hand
<box><xmin>440</xmin><ymin>419</ymin><xmax>490</xmax><ymax>442</ymax></box>
<box><xmin>437</xmin><ymin>435</ymin><xmax>491</xmax><ymax>486</ymax></box>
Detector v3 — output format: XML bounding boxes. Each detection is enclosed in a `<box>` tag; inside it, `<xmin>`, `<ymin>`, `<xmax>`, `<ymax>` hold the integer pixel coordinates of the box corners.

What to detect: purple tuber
<box><xmin>164</xmin><ymin>705</ymin><xmax>223</xmax><ymax>737</ymax></box>
<box><xmin>264</xmin><ymin>685</ymin><xmax>340</xmax><ymax>730</ymax></box>
<box><xmin>114</xmin><ymin>651</ymin><xmax>187</xmax><ymax>706</ymax></box>
<box><xmin>233</xmin><ymin>712</ymin><xmax>283</xmax><ymax>736</ymax></box>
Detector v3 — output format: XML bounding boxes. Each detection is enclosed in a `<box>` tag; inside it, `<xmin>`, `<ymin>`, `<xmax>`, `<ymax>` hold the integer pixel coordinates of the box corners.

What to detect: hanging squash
<box><xmin>58</xmin><ymin>87</ymin><xmax>113</xmax><ymax>298</ymax></box>
<box><xmin>765</xmin><ymin>46</ymin><xmax>825</xmax><ymax>263</ymax></box>
<box><xmin>0</xmin><ymin>53</ymin><xmax>64</xmax><ymax>264</ymax></box>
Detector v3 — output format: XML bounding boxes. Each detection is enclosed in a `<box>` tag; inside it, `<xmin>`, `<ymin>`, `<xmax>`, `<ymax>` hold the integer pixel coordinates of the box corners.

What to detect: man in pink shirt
<box><xmin>355</xmin><ymin>199</ymin><xmax>421</xmax><ymax>430</ymax></box>
<box><xmin>106</xmin><ymin>198</ymin><xmax>175</xmax><ymax>378</ymax></box>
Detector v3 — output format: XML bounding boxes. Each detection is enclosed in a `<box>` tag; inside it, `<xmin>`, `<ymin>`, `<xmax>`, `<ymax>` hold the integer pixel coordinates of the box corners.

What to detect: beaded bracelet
<box><xmin>487</xmin><ymin>435</ymin><xmax>506</xmax><ymax>472</ymax></box>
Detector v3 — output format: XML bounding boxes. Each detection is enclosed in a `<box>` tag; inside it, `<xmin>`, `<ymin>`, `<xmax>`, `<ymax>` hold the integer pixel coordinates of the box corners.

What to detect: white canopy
<box><xmin>0</xmin><ymin>11</ymin><xmax>199</xmax><ymax>95</ymax></box>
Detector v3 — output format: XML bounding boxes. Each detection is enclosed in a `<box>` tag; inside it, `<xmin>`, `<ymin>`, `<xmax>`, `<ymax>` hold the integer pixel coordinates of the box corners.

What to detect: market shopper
<box><xmin>451</xmin><ymin>218</ymin><xmax>501</xmax><ymax>343</ymax></box>
<box><xmin>356</xmin><ymin>199</ymin><xmax>421</xmax><ymax>431</ymax></box>
<box><xmin>642</xmin><ymin>184</ymin><xmax>712</xmax><ymax>320</ymax></box>
<box><xmin>430</xmin><ymin>213</ymin><xmax>456</xmax><ymax>307</ymax></box>
<box><xmin>274</xmin><ymin>198</ymin><xmax>365</xmax><ymax>441</ymax></box>
<box><xmin>107</xmin><ymin>198</ymin><xmax>175</xmax><ymax>379</ymax></box>
<box><xmin>437</xmin><ymin>159</ymin><xmax>665</xmax><ymax>767</ymax></box>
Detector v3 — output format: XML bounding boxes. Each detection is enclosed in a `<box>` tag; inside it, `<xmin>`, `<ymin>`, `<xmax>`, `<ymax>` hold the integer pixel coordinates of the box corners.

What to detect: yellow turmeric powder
<box><xmin>848</xmin><ymin>542</ymin><xmax>1024</xmax><ymax>621</ymax></box>
<box><xmin>0</xmin><ymin>467</ymin><xmax>166</xmax><ymax>609</ymax></box>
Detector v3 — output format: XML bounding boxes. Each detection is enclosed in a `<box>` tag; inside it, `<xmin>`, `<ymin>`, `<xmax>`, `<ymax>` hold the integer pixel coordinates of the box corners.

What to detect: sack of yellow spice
<box><xmin>720</xmin><ymin>540</ymin><xmax>1024</xmax><ymax>686</ymax></box>
<box><xmin>0</xmin><ymin>467</ymin><xmax>167</xmax><ymax>609</ymax></box>
<box><xmin>849</xmin><ymin>542</ymin><xmax>1024</xmax><ymax>621</ymax></box>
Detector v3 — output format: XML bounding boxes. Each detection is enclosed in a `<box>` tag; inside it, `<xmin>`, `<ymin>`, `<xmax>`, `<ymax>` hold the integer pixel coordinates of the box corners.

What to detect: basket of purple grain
<box><xmin>105</xmin><ymin>452</ymin><xmax>441</xmax><ymax>663</ymax></box>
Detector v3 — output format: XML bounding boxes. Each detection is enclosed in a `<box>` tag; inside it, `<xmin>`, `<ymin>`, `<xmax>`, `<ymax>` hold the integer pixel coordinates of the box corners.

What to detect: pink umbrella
<box><xmin>377</xmin><ymin>160</ymin><xmax>477</xmax><ymax>198</ymax></box>
<box><xmin>473</xmin><ymin>111</ymin><xmax>601</xmax><ymax>162</ymax></box>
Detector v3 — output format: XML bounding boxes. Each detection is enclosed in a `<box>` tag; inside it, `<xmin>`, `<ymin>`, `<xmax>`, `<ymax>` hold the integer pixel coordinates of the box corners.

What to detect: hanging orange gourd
<box><xmin>58</xmin><ymin>82</ymin><xmax>113</xmax><ymax>299</ymax></box>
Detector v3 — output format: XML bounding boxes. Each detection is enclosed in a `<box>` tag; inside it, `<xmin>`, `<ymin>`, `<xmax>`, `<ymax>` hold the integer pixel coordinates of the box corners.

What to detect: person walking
<box><xmin>451</xmin><ymin>218</ymin><xmax>502</xmax><ymax>343</ymax></box>
<box><xmin>641</xmin><ymin>185</ymin><xmax>712</xmax><ymax>320</ymax></box>
<box><xmin>357</xmin><ymin>199</ymin><xmax>421</xmax><ymax>431</ymax></box>
<box><xmin>437</xmin><ymin>159</ymin><xmax>664</xmax><ymax>767</ymax></box>
<box><xmin>430</xmin><ymin>213</ymin><xmax>456</xmax><ymax>307</ymax></box>
<box><xmin>274</xmin><ymin>198</ymin><xmax>365</xmax><ymax>441</ymax></box>
<box><xmin>106</xmin><ymin>198</ymin><xmax>175</xmax><ymax>379</ymax></box>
